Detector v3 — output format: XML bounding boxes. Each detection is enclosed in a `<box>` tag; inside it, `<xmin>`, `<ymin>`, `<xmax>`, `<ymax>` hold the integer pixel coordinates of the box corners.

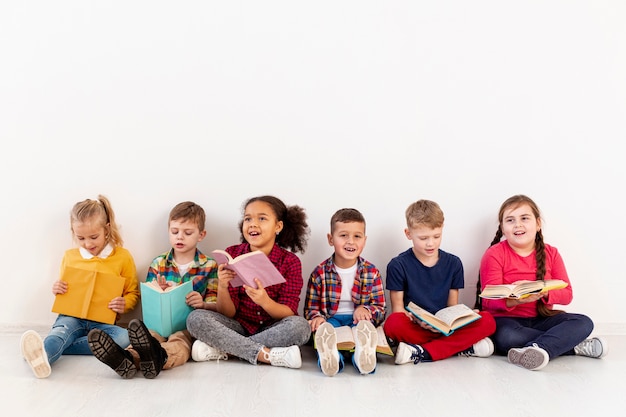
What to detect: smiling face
<box><xmin>500</xmin><ymin>203</ymin><xmax>541</xmax><ymax>256</ymax></box>
<box><xmin>72</xmin><ymin>219</ymin><xmax>109</xmax><ymax>257</ymax></box>
<box><xmin>169</xmin><ymin>218</ymin><xmax>206</xmax><ymax>262</ymax></box>
<box><xmin>405</xmin><ymin>224</ymin><xmax>443</xmax><ymax>267</ymax></box>
<box><xmin>328</xmin><ymin>221</ymin><xmax>366</xmax><ymax>269</ymax></box>
<box><xmin>242</xmin><ymin>200</ymin><xmax>283</xmax><ymax>254</ymax></box>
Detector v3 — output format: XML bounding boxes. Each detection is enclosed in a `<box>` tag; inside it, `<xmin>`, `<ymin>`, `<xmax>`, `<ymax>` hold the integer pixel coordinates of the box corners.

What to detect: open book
<box><xmin>51</xmin><ymin>266</ymin><xmax>125</xmax><ymax>325</ymax></box>
<box><xmin>211</xmin><ymin>249</ymin><xmax>286</xmax><ymax>289</ymax></box>
<box><xmin>314</xmin><ymin>325</ymin><xmax>394</xmax><ymax>356</ymax></box>
<box><xmin>140</xmin><ymin>280</ymin><xmax>193</xmax><ymax>337</ymax></box>
<box><xmin>405</xmin><ymin>302</ymin><xmax>481</xmax><ymax>336</ymax></box>
<box><xmin>479</xmin><ymin>279</ymin><xmax>568</xmax><ymax>300</ymax></box>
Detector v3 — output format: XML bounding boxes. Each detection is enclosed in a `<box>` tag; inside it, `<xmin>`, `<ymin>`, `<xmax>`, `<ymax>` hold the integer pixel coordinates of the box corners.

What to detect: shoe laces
<box><xmin>457</xmin><ymin>347</ymin><xmax>475</xmax><ymax>357</ymax></box>
<box><xmin>408</xmin><ymin>343</ymin><xmax>424</xmax><ymax>364</ymax></box>
<box><xmin>575</xmin><ymin>339</ymin><xmax>600</xmax><ymax>357</ymax></box>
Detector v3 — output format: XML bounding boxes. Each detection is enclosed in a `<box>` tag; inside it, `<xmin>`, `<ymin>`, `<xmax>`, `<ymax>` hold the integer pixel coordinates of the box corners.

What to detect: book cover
<box><xmin>140</xmin><ymin>280</ymin><xmax>193</xmax><ymax>338</ymax></box>
<box><xmin>51</xmin><ymin>266</ymin><xmax>125</xmax><ymax>325</ymax></box>
<box><xmin>405</xmin><ymin>302</ymin><xmax>481</xmax><ymax>336</ymax></box>
<box><xmin>211</xmin><ymin>249</ymin><xmax>286</xmax><ymax>289</ymax></box>
<box><xmin>479</xmin><ymin>279</ymin><xmax>568</xmax><ymax>300</ymax></box>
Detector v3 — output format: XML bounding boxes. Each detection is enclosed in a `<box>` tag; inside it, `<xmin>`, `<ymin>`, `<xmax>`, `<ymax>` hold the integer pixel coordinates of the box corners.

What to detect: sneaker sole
<box><xmin>20</xmin><ymin>330</ymin><xmax>51</xmax><ymax>378</ymax></box>
<box><xmin>128</xmin><ymin>320</ymin><xmax>161</xmax><ymax>379</ymax></box>
<box><xmin>88</xmin><ymin>330</ymin><xmax>137</xmax><ymax>379</ymax></box>
<box><xmin>315</xmin><ymin>323</ymin><xmax>340</xmax><ymax>377</ymax></box>
<box><xmin>508</xmin><ymin>347</ymin><xmax>549</xmax><ymax>371</ymax></box>
<box><xmin>354</xmin><ymin>321</ymin><xmax>377</xmax><ymax>374</ymax></box>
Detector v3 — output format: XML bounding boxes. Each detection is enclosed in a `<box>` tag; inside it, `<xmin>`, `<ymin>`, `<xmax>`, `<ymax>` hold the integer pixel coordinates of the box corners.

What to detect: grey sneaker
<box><xmin>507</xmin><ymin>344</ymin><xmax>549</xmax><ymax>370</ymax></box>
<box><xmin>191</xmin><ymin>340</ymin><xmax>228</xmax><ymax>362</ymax></box>
<box><xmin>457</xmin><ymin>337</ymin><xmax>494</xmax><ymax>358</ymax></box>
<box><xmin>574</xmin><ymin>337</ymin><xmax>608</xmax><ymax>358</ymax></box>
<box><xmin>314</xmin><ymin>322</ymin><xmax>340</xmax><ymax>376</ymax></box>
<box><xmin>268</xmin><ymin>345</ymin><xmax>302</xmax><ymax>369</ymax></box>
<box><xmin>395</xmin><ymin>342</ymin><xmax>426</xmax><ymax>365</ymax></box>
<box><xmin>353</xmin><ymin>321</ymin><xmax>377</xmax><ymax>374</ymax></box>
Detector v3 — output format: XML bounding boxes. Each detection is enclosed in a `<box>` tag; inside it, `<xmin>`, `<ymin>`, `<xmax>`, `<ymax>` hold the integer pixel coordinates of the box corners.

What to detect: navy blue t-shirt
<box><xmin>385</xmin><ymin>248</ymin><xmax>464</xmax><ymax>314</ymax></box>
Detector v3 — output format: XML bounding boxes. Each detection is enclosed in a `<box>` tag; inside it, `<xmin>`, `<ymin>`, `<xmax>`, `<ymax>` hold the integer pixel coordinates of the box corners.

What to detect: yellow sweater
<box><xmin>59</xmin><ymin>247</ymin><xmax>140</xmax><ymax>316</ymax></box>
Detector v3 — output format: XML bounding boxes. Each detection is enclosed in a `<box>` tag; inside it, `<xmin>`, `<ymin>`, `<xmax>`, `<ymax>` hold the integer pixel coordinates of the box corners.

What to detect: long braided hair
<box><xmin>475</xmin><ymin>195</ymin><xmax>562</xmax><ymax>317</ymax></box>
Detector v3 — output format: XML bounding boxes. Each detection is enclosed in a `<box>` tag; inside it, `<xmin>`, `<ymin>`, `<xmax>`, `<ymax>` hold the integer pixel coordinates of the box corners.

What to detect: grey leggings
<box><xmin>186</xmin><ymin>310</ymin><xmax>311</xmax><ymax>364</ymax></box>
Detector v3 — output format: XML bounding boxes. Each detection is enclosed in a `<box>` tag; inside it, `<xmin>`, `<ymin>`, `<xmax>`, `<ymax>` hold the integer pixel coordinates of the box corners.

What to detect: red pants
<box><xmin>383</xmin><ymin>311</ymin><xmax>496</xmax><ymax>361</ymax></box>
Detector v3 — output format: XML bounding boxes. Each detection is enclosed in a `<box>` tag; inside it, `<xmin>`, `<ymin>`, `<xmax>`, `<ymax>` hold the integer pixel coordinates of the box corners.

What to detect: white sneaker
<box><xmin>314</xmin><ymin>322</ymin><xmax>340</xmax><ymax>376</ymax></box>
<box><xmin>191</xmin><ymin>340</ymin><xmax>228</xmax><ymax>362</ymax></box>
<box><xmin>20</xmin><ymin>330</ymin><xmax>51</xmax><ymax>378</ymax></box>
<box><xmin>268</xmin><ymin>345</ymin><xmax>302</xmax><ymax>369</ymax></box>
<box><xmin>395</xmin><ymin>342</ymin><xmax>426</xmax><ymax>365</ymax></box>
<box><xmin>574</xmin><ymin>337</ymin><xmax>608</xmax><ymax>358</ymax></box>
<box><xmin>507</xmin><ymin>344</ymin><xmax>549</xmax><ymax>371</ymax></box>
<box><xmin>457</xmin><ymin>337</ymin><xmax>494</xmax><ymax>358</ymax></box>
<box><xmin>353</xmin><ymin>320</ymin><xmax>377</xmax><ymax>374</ymax></box>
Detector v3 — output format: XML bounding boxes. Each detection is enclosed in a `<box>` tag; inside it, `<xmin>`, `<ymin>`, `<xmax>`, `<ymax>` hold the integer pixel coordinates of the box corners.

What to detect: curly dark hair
<box><xmin>238</xmin><ymin>195</ymin><xmax>310</xmax><ymax>254</ymax></box>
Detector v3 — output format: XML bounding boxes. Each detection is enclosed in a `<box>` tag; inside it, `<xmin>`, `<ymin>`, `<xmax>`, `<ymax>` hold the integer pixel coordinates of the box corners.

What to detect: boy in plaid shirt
<box><xmin>88</xmin><ymin>201</ymin><xmax>219</xmax><ymax>379</ymax></box>
<box><xmin>304</xmin><ymin>208</ymin><xmax>386</xmax><ymax>376</ymax></box>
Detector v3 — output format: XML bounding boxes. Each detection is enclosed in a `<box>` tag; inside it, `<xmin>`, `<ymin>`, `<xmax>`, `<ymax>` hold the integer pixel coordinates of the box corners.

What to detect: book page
<box><xmin>334</xmin><ymin>326</ymin><xmax>356</xmax><ymax>350</ymax></box>
<box><xmin>434</xmin><ymin>304</ymin><xmax>474</xmax><ymax>326</ymax></box>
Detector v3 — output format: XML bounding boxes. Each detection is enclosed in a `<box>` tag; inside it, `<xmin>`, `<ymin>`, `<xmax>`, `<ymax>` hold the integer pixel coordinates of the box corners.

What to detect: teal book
<box><xmin>140</xmin><ymin>280</ymin><xmax>193</xmax><ymax>338</ymax></box>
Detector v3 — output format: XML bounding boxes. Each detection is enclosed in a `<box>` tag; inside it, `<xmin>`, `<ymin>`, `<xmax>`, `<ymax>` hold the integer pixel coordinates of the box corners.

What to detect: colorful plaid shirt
<box><xmin>146</xmin><ymin>249</ymin><xmax>218</xmax><ymax>302</ymax></box>
<box><xmin>304</xmin><ymin>255</ymin><xmax>386</xmax><ymax>327</ymax></box>
<box><xmin>226</xmin><ymin>243</ymin><xmax>303</xmax><ymax>335</ymax></box>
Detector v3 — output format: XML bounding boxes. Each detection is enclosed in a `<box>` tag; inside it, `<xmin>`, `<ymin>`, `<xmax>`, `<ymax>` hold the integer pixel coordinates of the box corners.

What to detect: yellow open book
<box><xmin>51</xmin><ymin>266</ymin><xmax>125</xmax><ymax>324</ymax></box>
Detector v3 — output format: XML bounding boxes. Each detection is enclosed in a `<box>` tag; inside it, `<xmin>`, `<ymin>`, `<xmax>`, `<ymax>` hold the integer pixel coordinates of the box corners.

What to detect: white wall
<box><xmin>2</xmin><ymin>1</ymin><xmax>624</xmax><ymax>333</ymax></box>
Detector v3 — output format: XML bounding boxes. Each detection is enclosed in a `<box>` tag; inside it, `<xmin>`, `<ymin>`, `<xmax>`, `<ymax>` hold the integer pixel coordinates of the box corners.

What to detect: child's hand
<box><xmin>108</xmin><ymin>296</ymin><xmax>126</xmax><ymax>314</ymax></box>
<box><xmin>420</xmin><ymin>321</ymin><xmax>439</xmax><ymax>333</ymax></box>
<box><xmin>309</xmin><ymin>316</ymin><xmax>326</xmax><ymax>332</ymax></box>
<box><xmin>243</xmin><ymin>278</ymin><xmax>269</xmax><ymax>306</ymax></box>
<box><xmin>406</xmin><ymin>311</ymin><xmax>438</xmax><ymax>333</ymax></box>
<box><xmin>353</xmin><ymin>306</ymin><xmax>373</xmax><ymax>324</ymax></box>
<box><xmin>156</xmin><ymin>274</ymin><xmax>174</xmax><ymax>291</ymax></box>
<box><xmin>217</xmin><ymin>265</ymin><xmax>236</xmax><ymax>290</ymax></box>
<box><xmin>52</xmin><ymin>280</ymin><xmax>68</xmax><ymax>295</ymax></box>
<box><xmin>186</xmin><ymin>291</ymin><xmax>205</xmax><ymax>309</ymax></box>
<box><xmin>506</xmin><ymin>292</ymin><xmax>546</xmax><ymax>308</ymax></box>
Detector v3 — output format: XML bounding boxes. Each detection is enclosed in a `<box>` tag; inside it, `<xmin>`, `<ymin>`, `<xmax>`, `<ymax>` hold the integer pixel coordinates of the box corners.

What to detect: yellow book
<box><xmin>51</xmin><ymin>266</ymin><xmax>125</xmax><ymax>324</ymax></box>
<box><xmin>479</xmin><ymin>279</ymin><xmax>568</xmax><ymax>300</ymax></box>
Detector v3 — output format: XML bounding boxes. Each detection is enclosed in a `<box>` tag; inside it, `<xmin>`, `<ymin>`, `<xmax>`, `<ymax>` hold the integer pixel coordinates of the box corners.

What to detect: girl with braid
<box><xmin>478</xmin><ymin>195</ymin><xmax>607</xmax><ymax>370</ymax></box>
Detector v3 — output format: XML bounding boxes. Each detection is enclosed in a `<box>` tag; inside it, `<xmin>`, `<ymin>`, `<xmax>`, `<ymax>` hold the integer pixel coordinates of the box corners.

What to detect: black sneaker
<box><xmin>88</xmin><ymin>329</ymin><xmax>137</xmax><ymax>379</ymax></box>
<box><xmin>127</xmin><ymin>319</ymin><xmax>167</xmax><ymax>379</ymax></box>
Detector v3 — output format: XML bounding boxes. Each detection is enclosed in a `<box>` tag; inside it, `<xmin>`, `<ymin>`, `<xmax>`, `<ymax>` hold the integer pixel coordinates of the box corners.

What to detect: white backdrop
<box><xmin>1</xmin><ymin>1</ymin><xmax>624</xmax><ymax>333</ymax></box>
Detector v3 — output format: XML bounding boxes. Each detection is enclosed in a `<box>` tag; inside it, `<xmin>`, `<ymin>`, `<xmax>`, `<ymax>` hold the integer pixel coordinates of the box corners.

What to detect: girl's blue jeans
<box><xmin>493</xmin><ymin>312</ymin><xmax>593</xmax><ymax>358</ymax></box>
<box><xmin>44</xmin><ymin>314</ymin><xmax>130</xmax><ymax>364</ymax></box>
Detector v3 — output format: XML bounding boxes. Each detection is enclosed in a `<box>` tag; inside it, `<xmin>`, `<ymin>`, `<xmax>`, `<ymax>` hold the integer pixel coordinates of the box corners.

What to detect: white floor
<box><xmin>3</xmin><ymin>327</ymin><xmax>625</xmax><ymax>417</ymax></box>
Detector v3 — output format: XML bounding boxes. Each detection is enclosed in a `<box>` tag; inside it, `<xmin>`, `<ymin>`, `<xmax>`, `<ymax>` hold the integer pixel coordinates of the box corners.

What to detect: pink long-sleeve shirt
<box><xmin>479</xmin><ymin>240</ymin><xmax>573</xmax><ymax>317</ymax></box>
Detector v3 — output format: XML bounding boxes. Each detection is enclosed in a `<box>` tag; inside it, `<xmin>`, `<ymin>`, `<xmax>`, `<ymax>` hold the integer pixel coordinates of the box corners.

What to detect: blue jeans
<box><xmin>44</xmin><ymin>315</ymin><xmax>130</xmax><ymax>364</ymax></box>
<box><xmin>493</xmin><ymin>313</ymin><xmax>593</xmax><ymax>359</ymax></box>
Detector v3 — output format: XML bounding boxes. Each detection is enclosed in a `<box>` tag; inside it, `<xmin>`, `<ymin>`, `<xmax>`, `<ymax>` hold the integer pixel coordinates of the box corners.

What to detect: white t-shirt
<box><xmin>335</xmin><ymin>263</ymin><xmax>357</xmax><ymax>316</ymax></box>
